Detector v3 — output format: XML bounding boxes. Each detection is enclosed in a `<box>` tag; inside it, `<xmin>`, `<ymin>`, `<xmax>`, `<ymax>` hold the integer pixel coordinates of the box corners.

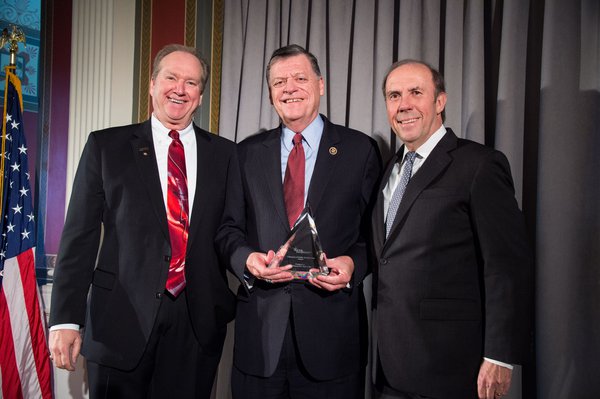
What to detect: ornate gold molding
<box><xmin>210</xmin><ymin>0</ymin><xmax>223</xmax><ymax>133</ymax></box>
<box><xmin>185</xmin><ymin>0</ymin><xmax>196</xmax><ymax>47</ymax></box>
<box><xmin>137</xmin><ymin>0</ymin><xmax>152</xmax><ymax>122</ymax></box>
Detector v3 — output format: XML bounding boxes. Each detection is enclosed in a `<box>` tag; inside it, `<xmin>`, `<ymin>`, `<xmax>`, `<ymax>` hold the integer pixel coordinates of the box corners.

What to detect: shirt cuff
<box><xmin>50</xmin><ymin>323</ymin><xmax>80</xmax><ymax>331</ymax></box>
<box><xmin>243</xmin><ymin>268</ymin><xmax>255</xmax><ymax>289</ymax></box>
<box><xmin>484</xmin><ymin>357</ymin><xmax>513</xmax><ymax>370</ymax></box>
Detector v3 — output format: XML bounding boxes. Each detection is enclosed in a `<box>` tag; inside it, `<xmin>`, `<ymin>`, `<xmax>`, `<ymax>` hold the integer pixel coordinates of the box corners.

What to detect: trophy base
<box><xmin>290</xmin><ymin>269</ymin><xmax>329</xmax><ymax>280</ymax></box>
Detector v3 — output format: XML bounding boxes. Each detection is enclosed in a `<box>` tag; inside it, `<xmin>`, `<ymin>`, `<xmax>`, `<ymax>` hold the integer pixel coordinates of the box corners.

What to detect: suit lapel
<box><xmin>307</xmin><ymin>118</ymin><xmax>340</xmax><ymax>213</ymax></box>
<box><xmin>373</xmin><ymin>152</ymin><xmax>400</xmax><ymax>252</ymax></box>
<box><xmin>187</xmin><ymin>126</ymin><xmax>216</xmax><ymax>245</ymax></box>
<box><xmin>130</xmin><ymin>120</ymin><xmax>169</xmax><ymax>241</ymax></box>
<box><xmin>383</xmin><ymin>130</ymin><xmax>458</xmax><ymax>248</ymax></box>
<box><xmin>260</xmin><ymin>127</ymin><xmax>290</xmax><ymax>231</ymax></box>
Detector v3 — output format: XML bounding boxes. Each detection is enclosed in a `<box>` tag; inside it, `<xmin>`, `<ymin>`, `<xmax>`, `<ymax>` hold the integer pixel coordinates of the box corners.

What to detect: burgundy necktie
<box><xmin>283</xmin><ymin>133</ymin><xmax>305</xmax><ymax>228</ymax></box>
<box><xmin>165</xmin><ymin>130</ymin><xmax>189</xmax><ymax>296</ymax></box>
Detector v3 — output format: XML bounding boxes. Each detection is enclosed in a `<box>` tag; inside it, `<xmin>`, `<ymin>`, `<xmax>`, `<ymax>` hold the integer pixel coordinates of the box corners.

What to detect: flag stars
<box><xmin>3</xmin><ymin>80</ymin><xmax>37</xmax><ymax>262</ymax></box>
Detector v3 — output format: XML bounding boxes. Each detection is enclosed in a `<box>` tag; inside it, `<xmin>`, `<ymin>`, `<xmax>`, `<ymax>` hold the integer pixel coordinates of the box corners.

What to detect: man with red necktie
<box><xmin>48</xmin><ymin>44</ymin><xmax>236</xmax><ymax>398</ymax></box>
<box><xmin>216</xmin><ymin>44</ymin><xmax>382</xmax><ymax>399</ymax></box>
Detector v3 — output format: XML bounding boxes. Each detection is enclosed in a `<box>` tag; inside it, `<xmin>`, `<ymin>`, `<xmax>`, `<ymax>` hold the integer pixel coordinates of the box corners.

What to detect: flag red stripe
<box><xmin>0</xmin><ymin>288</ymin><xmax>25</xmax><ymax>399</ymax></box>
<box><xmin>2</xmin><ymin>61</ymin><xmax>52</xmax><ymax>399</ymax></box>
<box><xmin>18</xmin><ymin>250</ymin><xmax>53</xmax><ymax>398</ymax></box>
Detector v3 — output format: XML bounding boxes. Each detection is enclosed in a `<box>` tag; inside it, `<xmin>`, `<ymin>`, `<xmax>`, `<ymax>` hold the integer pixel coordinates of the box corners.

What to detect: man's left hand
<box><xmin>309</xmin><ymin>255</ymin><xmax>353</xmax><ymax>291</ymax></box>
<box><xmin>477</xmin><ymin>359</ymin><xmax>512</xmax><ymax>399</ymax></box>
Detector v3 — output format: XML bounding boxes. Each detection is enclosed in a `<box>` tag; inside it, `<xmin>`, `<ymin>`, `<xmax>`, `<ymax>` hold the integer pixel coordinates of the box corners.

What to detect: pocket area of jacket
<box><xmin>419</xmin><ymin>298</ymin><xmax>480</xmax><ymax>321</ymax></box>
<box><xmin>91</xmin><ymin>267</ymin><xmax>116</xmax><ymax>290</ymax></box>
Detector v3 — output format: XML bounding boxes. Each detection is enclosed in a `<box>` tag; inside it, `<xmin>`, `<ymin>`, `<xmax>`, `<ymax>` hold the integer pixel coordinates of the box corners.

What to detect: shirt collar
<box><xmin>403</xmin><ymin>124</ymin><xmax>447</xmax><ymax>160</ymax></box>
<box><xmin>281</xmin><ymin>115</ymin><xmax>324</xmax><ymax>151</ymax></box>
<box><xmin>151</xmin><ymin>114</ymin><xmax>194</xmax><ymax>142</ymax></box>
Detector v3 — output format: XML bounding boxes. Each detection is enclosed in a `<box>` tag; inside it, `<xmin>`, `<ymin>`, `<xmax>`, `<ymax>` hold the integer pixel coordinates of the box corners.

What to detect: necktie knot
<box><xmin>293</xmin><ymin>133</ymin><xmax>303</xmax><ymax>146</ymax></box>
<box><xmin>404</xmin><ymin>151</ymin><xmax>417</xmax><ymax>165</ymax></box>
<box><xmin>169</xmin><ymin>130</ymin><xmax>180</xmax><ymax>141</ymax></box>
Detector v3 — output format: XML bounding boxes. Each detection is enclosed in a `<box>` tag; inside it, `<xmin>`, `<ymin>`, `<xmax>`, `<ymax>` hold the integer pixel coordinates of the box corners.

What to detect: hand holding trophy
<box><xmin>268</xmin><ymin>205</ymin><xmax>329</xmax><ymax>280</ymax></box>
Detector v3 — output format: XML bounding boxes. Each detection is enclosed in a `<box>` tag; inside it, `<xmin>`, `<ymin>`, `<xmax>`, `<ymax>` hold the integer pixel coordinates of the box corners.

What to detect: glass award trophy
<box><xmin>268</xmin><ymin>206</ymin><xmax>329</xmax><ymax>280</ymax></box>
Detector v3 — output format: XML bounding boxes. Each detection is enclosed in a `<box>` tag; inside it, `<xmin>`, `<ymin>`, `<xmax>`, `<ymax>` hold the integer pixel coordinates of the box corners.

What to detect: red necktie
<box><xmin>165</xmin><ymin>130</ymin><xmax>189</xmax><ymax>296</ymax></box>
<box><xmin>283</xmin><ymin>133</ymin><xmax>305</xmax><ymax>228</ymax></box>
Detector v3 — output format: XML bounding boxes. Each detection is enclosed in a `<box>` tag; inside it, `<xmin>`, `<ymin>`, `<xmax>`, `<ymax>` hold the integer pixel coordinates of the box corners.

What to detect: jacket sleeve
<box><xmin>214</xmin><ymin>145</ymin><xmax>255</xmax><ymax>292</ymax></box>
<box><xmin>345</xmin><ymin>138</ymin><xmax>382</xmax><ymax>286</ymax></box>
<box><xmin>49</xmin><ymin>133</ymin><xmax>104</xmax><ymax>327</ymax></box>
<box><xmin>470</xmin><ymin>150</ymin><xmax>533</xmax><ymax>364</ymax></box>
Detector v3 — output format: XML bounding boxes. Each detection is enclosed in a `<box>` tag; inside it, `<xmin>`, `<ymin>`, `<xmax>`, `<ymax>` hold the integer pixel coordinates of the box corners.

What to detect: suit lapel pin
<box><xmin>329</xmin><ymin>146</ymin><xmax>338</xmax><ymax>155</ymax></box>
<box><xmin>138</xmin><ymin>147</ymin><xmax>150</xmax><ymax>156</ymax></box>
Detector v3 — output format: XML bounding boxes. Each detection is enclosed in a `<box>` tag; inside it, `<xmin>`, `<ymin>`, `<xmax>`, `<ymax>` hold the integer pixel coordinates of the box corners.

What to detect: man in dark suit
<box><xmin>48</xmin><ymin>44</ymin><xmax>236</xmax><ymax>398</ymax></box>
<box><xmin>371</xmin><ymin>60</ymin><xmax>532</xmax><ymax>399</ymax></box>
<box><xmin>216</xmin><ymin>44</ymin><xmax>381</xmax><ymax>398</ymax></box>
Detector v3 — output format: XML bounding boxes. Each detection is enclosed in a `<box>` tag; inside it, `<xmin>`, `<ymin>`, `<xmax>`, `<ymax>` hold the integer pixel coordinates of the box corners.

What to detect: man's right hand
<box><xmin>49</xmin><ymin>329</ymin><xmax>82</xmax><ymax>371</ymax></box>
<box><xmin>246</xmin><ymin>250</ymin><xmax>293</xmax><ymax>284</ymax></box>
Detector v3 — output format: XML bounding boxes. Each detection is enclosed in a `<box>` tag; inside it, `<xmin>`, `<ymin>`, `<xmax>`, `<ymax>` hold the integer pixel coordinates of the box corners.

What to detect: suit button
<box><xmin>380</xmin><ymin>258</ymin><xmax>388</xmax><ymax>265</ymax></box>
<box><xmin>284</xmin><ymin>286</ymin><xmax>291</xmax><ymax>294</ymax></box>
<box><xmin>164</xmin><ymin>255</ymin><xmax>171</xmax><ymax>262</ymax></box>
<box><xmin>155</xmin><ymin>292</ymin><xmax>163</xmax><ymax>299</ymax></box>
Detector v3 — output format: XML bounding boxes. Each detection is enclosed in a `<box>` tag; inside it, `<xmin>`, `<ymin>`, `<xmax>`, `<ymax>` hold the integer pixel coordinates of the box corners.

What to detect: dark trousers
<box><xmin>87</xmin><ymin>290</ymin><xmax>223</xmax><ymax>399</ymax></box>
<box><xmin>232</xmin><ymin>321</ymin><xmax>363</xmax><ymax>399</ymax></box>
<box><xmin>373</xmin><ymin>354</ymin><xmax>432</xmax><ymax>399</ymax></box>
<box><xmin>373</xmin><ymin>385</ymin><xmax>433</xmax><ymax>399</ymax></box>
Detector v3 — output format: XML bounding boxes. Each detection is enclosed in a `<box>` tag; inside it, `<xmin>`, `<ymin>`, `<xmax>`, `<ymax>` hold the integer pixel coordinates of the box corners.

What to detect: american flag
<box><xmin>0</xmin><ymin>67</ymin><xmax>52</xmax><ymax>398</ymax></box>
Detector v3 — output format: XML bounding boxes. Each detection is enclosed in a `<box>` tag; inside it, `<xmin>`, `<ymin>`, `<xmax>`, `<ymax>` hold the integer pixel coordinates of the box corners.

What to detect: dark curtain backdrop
<box><xmin>217</xmin><ymin>1</ymin><xmax>600</xmax><ymax>398</ymax></box>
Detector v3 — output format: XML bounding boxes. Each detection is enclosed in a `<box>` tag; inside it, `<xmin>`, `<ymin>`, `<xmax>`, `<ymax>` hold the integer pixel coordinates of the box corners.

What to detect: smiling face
<box><xmin>268</xmin><ymin>54</ymin><xmax>324</xmax><ymax>133</ymax></box>
<box><xmin>384</xmin><ymin>62</ymin><xmax>447</xmax><ymax>151</ymax></box>
<box><xmin>150</xmin><ymin>51</ymin><xmax>203</xmax><ymax>130</ymax></box>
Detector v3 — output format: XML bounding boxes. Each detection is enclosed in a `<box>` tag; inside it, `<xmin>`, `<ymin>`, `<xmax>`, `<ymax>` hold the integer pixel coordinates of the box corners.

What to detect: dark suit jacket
<box><xmin>49</xmin><ymin>120</ymin><xmax>236</xmax><ymax>371</ymax></box>
<box><xmin>372</xmin><ymin>129</ymin><xmax>532</xmax><ymax>399</ymax></box>
<box><xmin>216</xmin><ymin>116</ymin><xmax>381</xmax><ymax>380</ymax></box>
